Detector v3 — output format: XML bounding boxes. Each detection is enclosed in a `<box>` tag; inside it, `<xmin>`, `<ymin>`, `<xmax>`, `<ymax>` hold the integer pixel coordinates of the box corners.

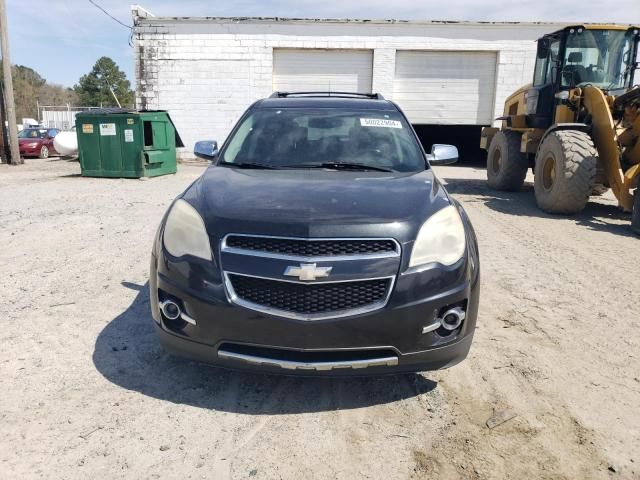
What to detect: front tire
<box><xmin>39</xmin><ymin>146</ymin><xmax>49</xmax><ymax>159</ymax></box>
<box><xmin>534</xmin><ymin>130</ymin><xmax>597</xmax><ymax>214</ymax></box>
<box><xmin>486</xmin><ymin>131</ymin><xmax>528</xmax><ymax>191</ymax></box>
<box><xmin>632</xmin><ymin>189</ymin><xmax>640</xmax><ymax>235</ymax></box>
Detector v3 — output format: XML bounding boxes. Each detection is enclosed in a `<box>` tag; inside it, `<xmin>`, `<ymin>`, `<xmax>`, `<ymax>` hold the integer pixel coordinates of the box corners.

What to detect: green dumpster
<box><xmin>75</xmin><ymin>110</ymin><xmax>184</xmax><ymax>178</ymax></box>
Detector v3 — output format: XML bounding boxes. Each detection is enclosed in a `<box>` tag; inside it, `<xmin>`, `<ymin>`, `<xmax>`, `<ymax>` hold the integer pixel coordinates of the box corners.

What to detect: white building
<box><xmin>131</xmin><ymin>5</ymin><xmax>563</xmax><ymax>158</ymax></box>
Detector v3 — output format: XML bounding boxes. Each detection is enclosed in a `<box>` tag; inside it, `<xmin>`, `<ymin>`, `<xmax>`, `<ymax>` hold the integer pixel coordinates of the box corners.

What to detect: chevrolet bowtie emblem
<box><xmin>284</xmin><ymin>263</ymin><xmax>333</xmax><ymax>281</ymax></box>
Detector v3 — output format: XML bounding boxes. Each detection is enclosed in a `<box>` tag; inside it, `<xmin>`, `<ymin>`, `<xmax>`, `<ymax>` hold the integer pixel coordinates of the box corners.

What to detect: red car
<box><xmin>18</xmin><ymin>128</ymin><xmax>60</xmax><ymax>158</ymax></box>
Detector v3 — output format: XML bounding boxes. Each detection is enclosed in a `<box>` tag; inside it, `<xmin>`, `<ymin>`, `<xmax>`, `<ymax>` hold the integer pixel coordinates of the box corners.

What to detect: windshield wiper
<box><xmin>218</xmin><ymin>161</ymin><xmax>280</xmax><ymax>170</ymax></box>
<box><xmin>286</xmin><ymin>162</ymin><xmax>392</xmax><ymax>172</ymax></box>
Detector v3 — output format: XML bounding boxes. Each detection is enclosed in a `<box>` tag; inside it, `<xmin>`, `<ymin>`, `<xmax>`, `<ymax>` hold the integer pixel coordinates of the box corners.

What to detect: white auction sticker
<box><xmin>124</xmin><ymin>129</ymin><xmax>134</xmax><ymax>142</ymax></box>
<box><xmin>360</xmin><ymin>118</ymin><xmax>402</xmax><ymax>129</ymax></box>
<box><xmin>99</xmin><ymin>123</ymin><xmax>117</xmax><ymax>136</ymax></box>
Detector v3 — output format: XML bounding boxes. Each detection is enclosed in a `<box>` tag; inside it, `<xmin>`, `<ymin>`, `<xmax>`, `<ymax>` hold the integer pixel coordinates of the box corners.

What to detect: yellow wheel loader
<box><xmin>480</xmin><ymin>25</ymin><xmax>640</xmax><ymax>234</ymax></box>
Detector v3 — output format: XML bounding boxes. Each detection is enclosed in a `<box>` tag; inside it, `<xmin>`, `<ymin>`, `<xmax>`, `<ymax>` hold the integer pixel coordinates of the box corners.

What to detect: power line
<box><xmin>87</xmin><ymin>0</ymin><xmax>132</xmax><ymax>30</ymax></box>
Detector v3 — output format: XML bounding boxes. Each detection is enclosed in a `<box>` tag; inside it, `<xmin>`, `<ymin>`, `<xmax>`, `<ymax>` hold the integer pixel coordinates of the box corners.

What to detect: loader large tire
<box><xmin>534</xmin><ymin>130</ymin><xmax>597</xmax><ymax>214</ymax></box>
<box><xmin>632</xmin><ymin>189</ymin><xmax>640</xmax><ymax>235</ymax></box>
<box><xmin>486</xmin><ymin>130</ymin><xmax>528</xmax><ymax>191</ymax></box>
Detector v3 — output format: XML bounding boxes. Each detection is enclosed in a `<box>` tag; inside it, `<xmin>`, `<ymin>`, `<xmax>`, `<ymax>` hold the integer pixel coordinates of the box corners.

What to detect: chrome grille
<box><xmin>221</xmin><ymin>235</ymin><xmax>400</xmax><ymax>320</ymax></box>
<box><xmin>227</xmin><ymin>274</ymin><xmax>391</xmax><ymax>316</ymax></box>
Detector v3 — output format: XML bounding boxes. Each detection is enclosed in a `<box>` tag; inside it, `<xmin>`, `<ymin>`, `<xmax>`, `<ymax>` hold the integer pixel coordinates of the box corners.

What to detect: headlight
<box><xmin>163</xmin><ymin>199</ymin><xmax>212</xmax><ymax>261</ymax></box>
<box><xmin>409</xmin><ymin>205</ymin><xmax>466</xmax><ymax>267</ymax></box>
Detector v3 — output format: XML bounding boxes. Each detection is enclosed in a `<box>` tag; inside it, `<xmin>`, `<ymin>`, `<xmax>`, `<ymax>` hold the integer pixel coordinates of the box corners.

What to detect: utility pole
<box><xmin>0</xmin><ymin>83</ymin><xmax>7</xmax><ymax>163</ymax></box>
<box><xmin>0</xmin><ymin>0</ymin><xmax>22</xmax><ymax>165</ymax></box>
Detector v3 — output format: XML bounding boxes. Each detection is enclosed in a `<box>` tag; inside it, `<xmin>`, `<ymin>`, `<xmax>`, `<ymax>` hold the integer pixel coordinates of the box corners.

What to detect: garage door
<box><xmin>393</xmin><ymin>51</ymin><xmax>497</xmax><ymax>125</ymax></box>
<box><xmin>273</xmin><ymin>49</ymin><xmax>373</xmax><ymax>93</ymax></box>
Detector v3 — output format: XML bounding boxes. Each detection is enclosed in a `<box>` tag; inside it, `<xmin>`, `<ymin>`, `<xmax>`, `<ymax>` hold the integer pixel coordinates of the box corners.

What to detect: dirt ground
<box><xmin>1</xmin><ymin>157</ymin><xmax>639</xmax><ymax>479</ymax></box>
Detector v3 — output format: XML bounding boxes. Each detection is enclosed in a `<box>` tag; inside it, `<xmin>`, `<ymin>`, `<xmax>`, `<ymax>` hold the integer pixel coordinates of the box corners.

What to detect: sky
<box><xmin>5</xmin><ymin>0</ymin><xmax>640</xmax><ymax>88</ymax></box>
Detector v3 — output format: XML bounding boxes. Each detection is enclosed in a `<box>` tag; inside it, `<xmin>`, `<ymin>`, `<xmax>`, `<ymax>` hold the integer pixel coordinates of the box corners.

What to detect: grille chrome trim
<box><xmin>221</xmin><ymin>234</ymin><xmax>401</xmax><ymax>262</ymax></box>
<box><xmin>220</xmin><ymin>235</ymin><xmax>401</xmax><ymax>320</ymax></box>
<box><xmin>225</xmin><ymin>270</ymin><xmax>393</xmax><ymax>286</ymax></box>
<box><xmin>217</xmin><ymin>349</ymin><xmax>399</xmax><ymax>371</ymax></box>
<box><xmin>223</xmin><ymin>272</ymin><xmax>396</xmax><ymax>321</ymax></box>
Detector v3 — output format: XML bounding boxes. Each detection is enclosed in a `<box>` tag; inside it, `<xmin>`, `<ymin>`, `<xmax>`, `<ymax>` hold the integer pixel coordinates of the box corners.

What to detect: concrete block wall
<box><xmin>133</xmin><ymin>12</ymin><xmax>562</xmax><ymax>158</ymax></box>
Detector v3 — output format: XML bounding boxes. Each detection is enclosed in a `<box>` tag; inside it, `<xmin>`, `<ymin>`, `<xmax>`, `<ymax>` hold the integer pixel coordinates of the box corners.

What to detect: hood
<box><xmin>183</xmin><ymin>166</ymin><xmax>451</xmax><ymax>243</ymax></box>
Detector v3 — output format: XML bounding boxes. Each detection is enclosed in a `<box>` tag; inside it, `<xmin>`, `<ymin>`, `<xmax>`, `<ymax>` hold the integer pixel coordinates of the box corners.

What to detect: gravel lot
<box><xmin>2</xmin><ymin>158</ymin><xmax>639</xmax><ymax>479</ymax></box>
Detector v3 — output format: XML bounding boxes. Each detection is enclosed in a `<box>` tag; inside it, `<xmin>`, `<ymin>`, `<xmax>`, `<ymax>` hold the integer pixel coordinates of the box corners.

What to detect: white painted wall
<box><xmin>132</xmin><ymin>9</ymin><xmax>561</xmax><ymax>158</ymax></box>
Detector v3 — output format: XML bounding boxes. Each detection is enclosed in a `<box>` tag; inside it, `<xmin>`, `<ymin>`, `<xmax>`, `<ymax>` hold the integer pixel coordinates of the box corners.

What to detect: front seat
<box><xmin>563</xmin><ymin>51</ymin><xmax>588</xmax><ymax>85</ymax></box>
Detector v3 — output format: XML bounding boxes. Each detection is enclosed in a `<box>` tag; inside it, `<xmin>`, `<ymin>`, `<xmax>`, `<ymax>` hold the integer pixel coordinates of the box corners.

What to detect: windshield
<box><xmin>18</xmin><ymin>129</ymin><xmax>46</xmax><ymax>139</ymax></box>
<box><xmin>561</xmin><ymin>29</ymin><xmax>636</xmax><ymax>90</ymax></box>
<box><xmin>220</xmin><ymin>108</ymin><xmax>426</xmax><ymax>172</ymax></box>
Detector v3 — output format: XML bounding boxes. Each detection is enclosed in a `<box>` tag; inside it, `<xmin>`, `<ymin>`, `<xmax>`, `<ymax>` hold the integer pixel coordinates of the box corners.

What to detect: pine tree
<box><xmin>74</xmin><ymin>57</ymin><xmax>134</xmax><ymax>108</ymax></box>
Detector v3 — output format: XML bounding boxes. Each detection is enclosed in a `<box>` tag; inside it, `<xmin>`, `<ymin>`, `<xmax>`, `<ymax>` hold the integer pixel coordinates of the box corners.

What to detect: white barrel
<box><xmin>53</xmin><ymin>131</ymin><xmax>78</xmax><ymax>156</ymax></box>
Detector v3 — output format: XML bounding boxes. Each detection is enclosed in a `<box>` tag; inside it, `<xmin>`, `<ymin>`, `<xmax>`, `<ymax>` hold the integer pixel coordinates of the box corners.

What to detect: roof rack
<box><xmin>270</xmin><ymin>91</ymin><xmax>385</xmax><ymax>100</ymax></box>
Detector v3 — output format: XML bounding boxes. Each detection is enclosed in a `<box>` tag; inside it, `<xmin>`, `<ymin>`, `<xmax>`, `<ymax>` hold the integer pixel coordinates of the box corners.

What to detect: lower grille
<box><xmin>227</xmin><ymin>274</ymin><xmax>391</xmax><ymax>318</ymax></box>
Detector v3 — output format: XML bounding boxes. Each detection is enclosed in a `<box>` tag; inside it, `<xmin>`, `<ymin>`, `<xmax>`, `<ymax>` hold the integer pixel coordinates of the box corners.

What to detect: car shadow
<box><xmin>441</xmin><ymin>176</ymin><xmax>637</xmax><ymax>238</ymax></box>
<box><xmin>93</xmin><ymin>282</ymin><xmax>438</xmax><ymax>414</ymax></box>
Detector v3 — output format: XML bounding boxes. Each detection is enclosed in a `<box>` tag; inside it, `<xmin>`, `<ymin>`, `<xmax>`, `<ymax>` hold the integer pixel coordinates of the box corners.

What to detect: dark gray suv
<box><xmin>150</xmin><ymin>92</ymin><xmax>480</xmax><ymax>375</ymax></box>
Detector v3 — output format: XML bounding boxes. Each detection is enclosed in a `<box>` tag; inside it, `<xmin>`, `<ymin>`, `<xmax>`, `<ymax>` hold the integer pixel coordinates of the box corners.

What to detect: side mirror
<box><xmin>194</xmin><ymin>140</ymin><xmax>219</xmax><ymax>161</ymax></box>
<box><xmin>427</xmin><ymin>144</ymin><xmax>459</xmax><ymax>165</ymax></box>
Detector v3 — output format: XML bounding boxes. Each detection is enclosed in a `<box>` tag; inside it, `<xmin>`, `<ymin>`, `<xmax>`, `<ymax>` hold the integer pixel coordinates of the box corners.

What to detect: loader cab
<box><xmin>527</xmin><ymin>26</ymin><xmax>640</xmax><ymax>128</ymax></box>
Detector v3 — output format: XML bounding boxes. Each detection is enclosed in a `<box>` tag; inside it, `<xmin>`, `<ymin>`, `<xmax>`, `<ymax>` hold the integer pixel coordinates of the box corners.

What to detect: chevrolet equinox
<box><xmin>149</xmin><ymin>92</ymin><xmax>480</xmax><ymax>375</ymax></box>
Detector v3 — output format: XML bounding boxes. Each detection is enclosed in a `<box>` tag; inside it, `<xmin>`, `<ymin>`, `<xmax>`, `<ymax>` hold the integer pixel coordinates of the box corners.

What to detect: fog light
<box><xmin>440</xmin><ymin>307</ymin><xmax>466</xmax><ymax>331</ymax></box>
<box><xmin>422</xmin><ymin>305</ymin><xmax>466</xmax><ymax>335</ymax></box>
<box><xmin>161</xmin><ymin>300</ymin><xmax>181</xmax><ymax>320</ymax></box>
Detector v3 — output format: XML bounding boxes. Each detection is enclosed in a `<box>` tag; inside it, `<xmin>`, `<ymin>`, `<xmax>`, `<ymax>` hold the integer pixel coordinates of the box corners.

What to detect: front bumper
<box><xmin>19</xmin><ymin>145</ymin><xmax>40</xmax><ymax>156</ymax></box>
<box><xmin>149</xmin><ymin>249</ymin><xmax>480</xmax><ymax>375</ymax></box>
<box><xmin>154</xmin><ymin>321</ymin><xmax>475</xmax><ymax>375</ymax></box>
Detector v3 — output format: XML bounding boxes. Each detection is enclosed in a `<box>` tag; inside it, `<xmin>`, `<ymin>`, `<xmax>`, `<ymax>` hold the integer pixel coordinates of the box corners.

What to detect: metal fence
<box><xmin>38</xmin><ymin>105</ymin><xmax>102</xmax><ymax>130</ymax></box>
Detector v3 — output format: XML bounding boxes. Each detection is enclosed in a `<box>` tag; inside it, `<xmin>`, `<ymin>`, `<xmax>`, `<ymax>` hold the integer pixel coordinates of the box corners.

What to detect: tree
<box><xmin>0</xmin><ymin>62</ymin><xmax>79</xmax><ymax>121</ymax></box>
<box><xmin>10</xmin><ymin>65</ymin><xmax>44</xmax><ymax>120</ymax></box>
<box><xmin>37</xmin><ymin>83</ymin><xmax>78</xmax><ymax>107</ymax></box>
<box><xmin>74</xmin><ymin>57</ymin><xmax>134</xmax><ymax>108</ymax></box>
